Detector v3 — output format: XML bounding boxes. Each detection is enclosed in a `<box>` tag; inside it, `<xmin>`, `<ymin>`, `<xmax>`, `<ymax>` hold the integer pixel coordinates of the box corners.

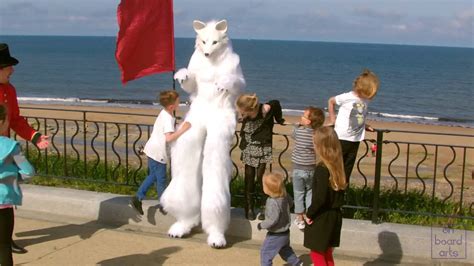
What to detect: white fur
<box><xmin>160</xmin><ymin>20</ymin><xmax>245</xmax><ymax>248</ymax></box>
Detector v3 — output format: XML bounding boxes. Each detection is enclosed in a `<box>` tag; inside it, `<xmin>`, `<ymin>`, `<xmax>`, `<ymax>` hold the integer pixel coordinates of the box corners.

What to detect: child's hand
<box><xmin>304</xmin><ymin>216</ymin><xmax>313</xmax><ymax>225</ymax></box>
<box><xmin>181</xmin><ymin>121</ymin><xmax>191</xmax><ymax>131</ymax></box>
<box><xmin>365</xmin><ymin>124</ymin><xmax>375</xmax><ymax>132</ymax></box>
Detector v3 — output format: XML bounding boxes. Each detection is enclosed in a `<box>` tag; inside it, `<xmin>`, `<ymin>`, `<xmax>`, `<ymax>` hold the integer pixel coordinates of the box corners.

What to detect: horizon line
<box><xmin>0</xmin><ymin>34</ymin><xmax>472</xmax><ymax>49</ymax></box>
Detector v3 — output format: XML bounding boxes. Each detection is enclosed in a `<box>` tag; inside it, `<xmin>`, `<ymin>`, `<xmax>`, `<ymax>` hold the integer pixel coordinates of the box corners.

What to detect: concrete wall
<box><xmin>18</xmin><ymin>185</ymin><xmax>473</xmax><ymax>265</ymax></box>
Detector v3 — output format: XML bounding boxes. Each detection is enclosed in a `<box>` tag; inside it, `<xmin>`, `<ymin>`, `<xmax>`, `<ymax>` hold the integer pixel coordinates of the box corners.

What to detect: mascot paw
<box><xmin>207</xmin><ymin>232</ymin><xmax>227</xmax><ymax>249</ymax></box>
<box><xmin>215</xmin><ymin>76</ymin><xmax>233</xmax><ymax>93</ymax></box>
<box><xmin>174</xmin><ymin>68</ymin><xmax>190</xmax><ymax>84</ymax></box>
<box><xmin>168</xmin><ymin>222</ymin><xmax>192</xmax><ymax>238</ymax></box>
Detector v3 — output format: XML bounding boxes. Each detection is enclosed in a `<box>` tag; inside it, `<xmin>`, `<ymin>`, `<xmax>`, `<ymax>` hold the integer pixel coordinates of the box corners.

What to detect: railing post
<box><xmin>372</xmin><ymin>129</ymin><xmax>384</xmax><ymax>223</ymax></box>
<box><xmin>44</xmin><ymin>118</ymin><xmax>48</xmax><ymax>174</ymax></box>
<box><xmin>83</xmin><ymin>111</ymin><xmax>87</xmax><ymax>177</ymax></box>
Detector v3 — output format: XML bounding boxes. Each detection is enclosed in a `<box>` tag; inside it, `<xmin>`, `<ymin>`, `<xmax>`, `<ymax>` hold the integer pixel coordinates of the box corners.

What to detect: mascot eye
<box><xmin>212</xmin><ymin>41</ymin><xmax>218</xmax><ymax>45</ymax></box>
<box><xmin>202</xmin><ymin>40</ymin><xmax>206</xmax><ymax>44</ymax></box>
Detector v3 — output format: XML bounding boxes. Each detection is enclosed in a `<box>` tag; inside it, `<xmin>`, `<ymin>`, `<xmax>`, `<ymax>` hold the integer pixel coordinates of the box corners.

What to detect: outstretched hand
<box><xmin>36</xmin><ymin>135</ymin><xmax>49</xmax><ymax>149</ymax></box>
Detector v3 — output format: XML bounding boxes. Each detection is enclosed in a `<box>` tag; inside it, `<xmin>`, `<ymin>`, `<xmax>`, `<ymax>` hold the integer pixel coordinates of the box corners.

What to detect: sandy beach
<box><xmin>18</xmin><ymin>103</ymin><xmax>474</xmax><ymax>206</ymax></box>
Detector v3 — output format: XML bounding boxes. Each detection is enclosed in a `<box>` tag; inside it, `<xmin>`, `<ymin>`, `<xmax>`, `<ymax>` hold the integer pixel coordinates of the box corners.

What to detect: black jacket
<box><xmin>239</xmin><ymin>100</ymin><xmax>285</xmax><ymax>150</ymax></box>
<box><xmin>304</xmin><ymin>164</ymin><xmax>345</xmax><ymax>252</ymax></box>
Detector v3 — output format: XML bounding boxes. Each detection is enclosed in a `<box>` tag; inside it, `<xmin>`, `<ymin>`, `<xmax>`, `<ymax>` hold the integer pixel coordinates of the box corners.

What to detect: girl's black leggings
<box><xmin>0</xmin><ymin>207</ymin><xmax>14</xmax><ymax>266</ymax></box>
<box><xmin>244</xmin><ymin>163</ymin><xmax>267</xmax><ymax>204</ymax></box>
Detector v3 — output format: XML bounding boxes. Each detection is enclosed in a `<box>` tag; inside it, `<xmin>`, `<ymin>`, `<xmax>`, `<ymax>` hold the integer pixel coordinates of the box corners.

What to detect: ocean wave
<box><xmin>17</xmin><ymin>97</ymin><xmax>473</xmax><ymax>127</ymax></box>
<box><xmin>371</xmin><ymin>112</ymin><xmax>439</xmax><ymax>121</ymax></box>
<box><xmin>369</xmin><ymin>112</ymin><xmax>474</xmax><ymax>127</ymax></box>
<box><xmin>18</xmin><ymin>97</ymin><xmax>185</xmax><ymax>108</ymax></box>
<box><xmin>18</xmin><ymin>97</ymin><xmax>105</xmax><ymax>103</ymax></box>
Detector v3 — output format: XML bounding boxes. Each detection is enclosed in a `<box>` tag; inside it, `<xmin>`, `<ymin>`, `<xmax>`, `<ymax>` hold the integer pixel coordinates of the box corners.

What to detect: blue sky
<box><xmin>0</xmin><ymin>0</ymin><xmax>472</xmax><ymax>47</ymax></box>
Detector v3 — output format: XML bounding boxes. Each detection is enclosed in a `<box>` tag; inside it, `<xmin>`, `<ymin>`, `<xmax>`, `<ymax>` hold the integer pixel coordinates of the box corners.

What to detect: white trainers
<box><xmin>294</xmin><ymin>217</ymin><xmax>305</xmax><ymax>230</ymax></box>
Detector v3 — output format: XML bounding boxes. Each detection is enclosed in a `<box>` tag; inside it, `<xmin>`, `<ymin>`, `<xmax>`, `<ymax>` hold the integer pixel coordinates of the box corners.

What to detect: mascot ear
<box><xmin>215</xmin><ymin>20</ymin><xmax>228</xmax><ymax>33</ymax></box>
<box><xmin>193</xmin><ymin>20</ymin><xmax>206</xmax><ymax>32</ymax></box>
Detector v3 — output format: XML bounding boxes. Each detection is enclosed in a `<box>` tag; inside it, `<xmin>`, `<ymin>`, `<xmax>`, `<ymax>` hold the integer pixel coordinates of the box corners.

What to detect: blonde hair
<box><xmin>159</xmin><ymin>90</ymin><xmax>179</xmax><ymax>107</ymax></box>
<box><xmin>313</xmin><ymin>127</ymin><xmax>347</xmax><ymax>191</ymax></box>
<box><xmin>305</xmin><ymin>106</ymin><xmax>325</xmax><ymax>129</ymax></box>
<box><xmin>353</xmin><ymin>69</ymin><xmax>379</xmax><ymax>100</ymax></box>
<box><xmin>236</xmin><ymin>93</ymin><xmax>259</xmax><ymax>112</ymax></box>
<box><xmin>263</xmin><ymin>172</ymin><xmax>287</xmax><ymax>198</ymax></box>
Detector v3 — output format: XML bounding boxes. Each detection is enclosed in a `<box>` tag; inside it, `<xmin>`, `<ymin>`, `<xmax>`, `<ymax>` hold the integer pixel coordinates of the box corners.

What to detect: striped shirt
<box><xmin>291</xmin><ymin>125</ymin><xmax>316</xmax><ymax>170</ymax></box>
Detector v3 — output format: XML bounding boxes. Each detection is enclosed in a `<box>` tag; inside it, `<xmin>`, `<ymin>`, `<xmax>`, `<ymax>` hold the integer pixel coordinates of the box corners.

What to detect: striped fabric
<box><xmin>291</xmin><ymin>125</ymin><xmax>316</xmax><ymax>167</ymax></box>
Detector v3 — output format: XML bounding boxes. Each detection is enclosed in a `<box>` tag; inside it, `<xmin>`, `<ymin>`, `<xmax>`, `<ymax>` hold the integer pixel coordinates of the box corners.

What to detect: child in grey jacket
<box><xmin>257</xmin><ymin>173</ymin><xmax>302</xmax><ymax>266</ymax></box>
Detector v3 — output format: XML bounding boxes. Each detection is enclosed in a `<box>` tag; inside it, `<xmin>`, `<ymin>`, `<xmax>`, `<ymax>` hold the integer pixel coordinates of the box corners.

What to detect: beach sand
<box><xmin>19</xmin><ymin>103</ymin><xmax>474</xmax><ymax>205</ymax></box>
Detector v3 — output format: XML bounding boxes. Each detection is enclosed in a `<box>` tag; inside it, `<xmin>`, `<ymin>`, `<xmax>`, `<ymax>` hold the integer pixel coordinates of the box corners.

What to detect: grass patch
<box><xmin>345</xmin><ymin>187</ymin><xmax>473</xmax><ymax>230</ymax></box>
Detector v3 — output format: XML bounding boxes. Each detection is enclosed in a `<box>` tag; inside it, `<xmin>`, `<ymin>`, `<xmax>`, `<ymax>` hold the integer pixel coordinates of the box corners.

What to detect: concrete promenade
<box><xmin>12</xmin><ymin>185</ymin><xmax>473</xmax><ymax>265</ymax></box>
<box><xmin>13</xmin><ymin>215</ymin><xmax>363</xmax><ymax>265</ymax></box>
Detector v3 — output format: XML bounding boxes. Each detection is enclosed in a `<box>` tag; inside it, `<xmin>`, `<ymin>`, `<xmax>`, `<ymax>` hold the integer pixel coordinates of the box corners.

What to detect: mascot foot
<box><xmin>168</xmin><ymin>222</ymin><xmax>193</xmax><ymax>238</ymax></box>
<box><xmin>207</xmin><ymin>232</ymin><xmax>226</xmax><ymax>249</ymax></box>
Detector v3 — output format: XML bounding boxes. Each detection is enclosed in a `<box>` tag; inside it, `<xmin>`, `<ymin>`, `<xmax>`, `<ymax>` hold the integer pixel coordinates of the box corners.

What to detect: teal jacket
<box><xmin>0</xmin><ymin>136</ymin><xmax>35</xmax><ymax>206</ymax></box>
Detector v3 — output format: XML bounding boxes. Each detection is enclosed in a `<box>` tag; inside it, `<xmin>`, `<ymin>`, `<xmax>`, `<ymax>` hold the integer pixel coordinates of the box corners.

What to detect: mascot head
<box><xmin>193</xmin><ymin>20</ymin><xmax>230</xmax><ymax>57</ymax></box>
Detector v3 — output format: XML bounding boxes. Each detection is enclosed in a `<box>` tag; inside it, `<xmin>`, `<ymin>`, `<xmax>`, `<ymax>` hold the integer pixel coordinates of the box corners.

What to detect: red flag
<box><xmin>115</xmin><ymin>0</ymin><xmax>175</xmax><ymax>84</ymax></box>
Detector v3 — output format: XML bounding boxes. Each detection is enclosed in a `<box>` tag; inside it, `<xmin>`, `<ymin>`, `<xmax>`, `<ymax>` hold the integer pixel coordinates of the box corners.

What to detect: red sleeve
<box><xmin>7</xmin><ymin>84</ymin><xmax>37</xmax><ymax>141</ymax></box>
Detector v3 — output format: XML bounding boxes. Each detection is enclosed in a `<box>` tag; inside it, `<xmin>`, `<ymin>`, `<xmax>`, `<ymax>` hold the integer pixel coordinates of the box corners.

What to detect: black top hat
<box><xmin>0</xmin><ymin>43</ymin><xmax>19</xmax><ymax>68</ymax></box>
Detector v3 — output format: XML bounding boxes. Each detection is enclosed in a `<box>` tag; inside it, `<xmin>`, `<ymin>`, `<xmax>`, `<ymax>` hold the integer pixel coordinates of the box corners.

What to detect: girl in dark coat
<box><xmin>304</xmin><ymin>126</ymin><xmax>347</xmax><ymax>266</ymax></box>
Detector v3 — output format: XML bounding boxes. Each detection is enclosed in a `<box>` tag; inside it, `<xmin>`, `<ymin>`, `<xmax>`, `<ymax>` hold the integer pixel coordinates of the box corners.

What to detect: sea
<box><xmin>1</xmin><ymin>35</ymin><xmax>473</xmax><ymax>127</ymax></box>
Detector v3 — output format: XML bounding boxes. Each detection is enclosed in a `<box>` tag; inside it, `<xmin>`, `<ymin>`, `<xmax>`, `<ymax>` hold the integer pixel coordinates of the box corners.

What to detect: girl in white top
<box><xmin>327</xmin><ymin>69</ymin><xmax>379</xmax><ymax>184</ymax></box>
<box><xmin>130</xmin><ymin>90</ymin><xmax>191</xmax><ymax>215</ymax></box>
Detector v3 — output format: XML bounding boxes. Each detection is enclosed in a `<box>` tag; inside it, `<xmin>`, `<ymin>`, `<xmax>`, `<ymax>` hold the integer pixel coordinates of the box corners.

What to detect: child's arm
<box><xmin>12</xmin><ymin>146</ymin><xmax>35</xmax><ymax>180</ymax></box>
<box><xmin>165</xmin><ymin>122</ymin><xmax>191</xmax><ymax>142</ymax></box>
<box><xmin>257</xmin><ymin>200</ymin><xmax>280</xmax><ymax>230</ymax></box>
<box><xmin>267</xmin><ymin>100</ymin><xmax>285</xmax><ymax>125</ymax></box>
<box><xmin>327</xmin><ymin>96</ymin><xmax>337</xmax><ymax>126</ymax></box>
<box><xmin>365</xmin><ymin>124</ymin><xmax>375</xmax><ymax>132</ymax></box>
<box><xmin>306</xmin><ymin>166</ymin><xmax>329</xmax><ymax>222</ymax></box>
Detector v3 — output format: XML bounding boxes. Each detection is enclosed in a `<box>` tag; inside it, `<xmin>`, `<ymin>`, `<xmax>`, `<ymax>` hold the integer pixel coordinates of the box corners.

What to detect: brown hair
<box><xmin>305</xmin><ymin>106</ymin><xmax>325</xmax><ymax>129</ymax></box>
<box><xmin>236</xmin><ymin>93</ymin><xmax>259</xmax><ymax>112</ymax></box>
<box><xmin>0</xmin><ymin>103</ymin><xmax>6</xmax><ymax>122</ymax></box>
<box><xmin>353</xmin><ymin>69</ymin><xmax>379</xmax><ymax>100</ymax></box>
<box><xmin>0</xmin><ymin>103</ymin><xmax>8</xmax><ymax>134</ymax></box>
<box><xmin>263</xmin><ymin>172</ymin><xmax>287</xmax><ymax>198</ymax></box>
<box><xmin>159</xmin><ymin>90</ymin><xmax>179</xmax><ymax>107</ymax></box>
<box><xmin>313</xmin><ymin>127</ymin><xmax>347</xmax><ymax>191</ymax></box>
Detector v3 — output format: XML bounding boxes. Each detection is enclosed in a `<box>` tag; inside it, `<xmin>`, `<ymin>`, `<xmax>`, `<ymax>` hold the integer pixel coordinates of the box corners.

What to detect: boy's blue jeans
<box><xmin>292</xmin><ymin>168</ymin><xmax>313</xmax><ymax>214</ymax></box>
<box><xmin>136</xmin><ymin>157</ymin><xmax>167</xmax><ymax>201</ymax></box>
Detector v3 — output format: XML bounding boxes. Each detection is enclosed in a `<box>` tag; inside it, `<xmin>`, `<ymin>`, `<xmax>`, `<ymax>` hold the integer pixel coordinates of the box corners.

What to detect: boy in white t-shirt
<box><xmin>327</xmin><ymin>69</ymin><xmax>379</xmax><ymax>184</ymax></box>
<box><xmin>130</xmin><ymin>90</ymin><xmax>191</xmax><ymax>215</ymax></box>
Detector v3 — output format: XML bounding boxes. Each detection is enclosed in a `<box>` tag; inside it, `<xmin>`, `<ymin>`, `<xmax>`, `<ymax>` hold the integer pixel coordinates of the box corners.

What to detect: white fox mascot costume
<box><xmin>160</xmin><ymin>19</ymin><xmax>245</xmax><ymax>248</ymax></box>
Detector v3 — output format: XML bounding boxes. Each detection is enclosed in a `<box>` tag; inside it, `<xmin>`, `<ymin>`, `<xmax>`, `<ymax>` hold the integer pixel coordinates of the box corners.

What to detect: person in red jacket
<box><xmin>0</xmin><ymin>43</ymin><xmax>49</xmax><ymax>148</ymax></box>
<box><xmin>0</xmin><ymin>43</ymin><xmax>49</xmax><ymax>254</ymax></box>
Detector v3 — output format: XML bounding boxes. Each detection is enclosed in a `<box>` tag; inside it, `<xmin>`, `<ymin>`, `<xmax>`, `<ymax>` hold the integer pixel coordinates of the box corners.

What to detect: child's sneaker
<box><xmin>130</xmin><ymin>196</ymin><xmax>144</xmax><ymax>215</ymax></box>
<box><xmin>294</xmin><ymin>217</ymin><xmax>305</xmax><ymax>230</ymax></box>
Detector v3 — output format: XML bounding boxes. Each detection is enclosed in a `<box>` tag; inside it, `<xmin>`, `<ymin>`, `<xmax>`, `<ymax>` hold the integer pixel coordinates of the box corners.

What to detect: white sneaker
<box><xmin>294</xmin><ymin>218</ymin><xmax>305</xmax><ymax>230</ymax></box>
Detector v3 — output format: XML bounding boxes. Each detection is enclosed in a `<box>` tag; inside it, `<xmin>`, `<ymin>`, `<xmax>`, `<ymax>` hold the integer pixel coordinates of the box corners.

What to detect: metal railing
<box><xmin>15</xmin><ymin>106</ymin><xmax>474</xmax><ymax>224</ymax></box>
